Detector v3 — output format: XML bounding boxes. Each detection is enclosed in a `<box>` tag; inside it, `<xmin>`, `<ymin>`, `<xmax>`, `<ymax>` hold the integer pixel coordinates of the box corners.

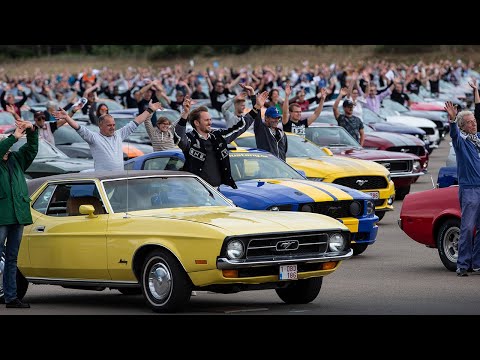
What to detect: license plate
<box><xmin>279</xmin><ymin>264</ymin><xmax>298</xmax><ymax>280</ymax></box>
<box><xmin>365</xmin><ymin>191</ymin><xmax>379</xmax><ymax>199</ymax></box>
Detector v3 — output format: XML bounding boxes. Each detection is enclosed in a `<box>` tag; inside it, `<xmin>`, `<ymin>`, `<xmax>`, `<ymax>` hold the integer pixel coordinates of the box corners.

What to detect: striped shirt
<box><xmin>145</xmin><ymin>117</ymin><xmax>178</xmax><ymax>151</ymax></box>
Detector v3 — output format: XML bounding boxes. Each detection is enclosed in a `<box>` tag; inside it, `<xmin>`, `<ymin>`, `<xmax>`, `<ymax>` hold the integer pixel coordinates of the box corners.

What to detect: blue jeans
<box><xmin>0</xmin><ymin>224</ymin><xmax>24</xmax><ymax>303</ymax></box>
<box><xmin>457</xmin><ymin>187</ymin><xmax>480</xmax><ymax>271</ymax></box>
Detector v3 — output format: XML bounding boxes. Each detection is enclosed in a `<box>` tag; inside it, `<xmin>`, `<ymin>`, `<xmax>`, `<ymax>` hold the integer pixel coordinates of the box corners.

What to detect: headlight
<box><xmin>226</xmin><ymin>240</ymin><xmax>244</xmax><ymax>259</ymax></box>
<box><xmin>349</xmin><ymin>201</ymin><xmax>362</xmax><ymax>217</ymax></box>
<box><xmin>268</xmin><ymin>206</ymin><xmax>280</xmax><ymax>211</ymax></box>
<box><xmin>300</xmin><ymin>204</ymin><xmax>314</xmax><ymax>212</ymax></box>
<box><xmin>413</xmin><ymin>161</ymin><xmax>421</xmax><ymax>172</ymax></box>
<box><xmin>414</xmin><ymin>134</ymin><xmax>420</xmax><ymax>138</ymax></box>
<box><xmin>328</xmin><ymin>233</ymin><xmax>346</xmax><ymax>252</ymax></box>
<box><xmin>387</xmin><ymin>173</ymin><xmax>391</xmax><ymax>182</ymax></box>
<box><xmin>366</xmin><ymin>200</ymin><xmax>375</xmax><ymax>215</ymax></box>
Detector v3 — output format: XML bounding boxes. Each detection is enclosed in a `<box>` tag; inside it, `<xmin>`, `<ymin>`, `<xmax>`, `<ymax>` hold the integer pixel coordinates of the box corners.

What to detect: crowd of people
<box><xmin>1</xmin><ymin>57</ymin><xmax>479</xmax><ymax>308</ymax></box>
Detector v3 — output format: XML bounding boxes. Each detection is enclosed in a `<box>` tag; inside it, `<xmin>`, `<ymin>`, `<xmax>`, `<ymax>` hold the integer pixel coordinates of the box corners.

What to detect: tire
<box><xmin>376</xmin><ymin>212</ymin><xmax>385</xmax><ymax>221</ymax></box>
<box><xmin>117</xmin><ymin>288</ymin><xmax>142</xmax><ymax>295</ymax></box>
<box><xmin>395</xmin><ymin>186</ymin><xmax>411</xmax><ymax>201</ymax></box>
<box><xmin>0</xmin><ymin>253</ymin><xmax>28</xmax><ymax>303</ymax></box>
<box><xmin>437</xmin><ymin>218</ymin><xmax>460</xmax><ymax>271</ymax></box>
<box><xmin>141</xmin><ymin>250</ymin><xmax>192</xmax><ymax>312</ymax></box>
<box><xmin>275</xmin><ymin>277</ymin><xmax>322</xmax><ymax>304</ymax></box>
<box><xmin>352</xmin><ymin>243</ymin><xmax>368</xmax><ymax>256</ymax></box>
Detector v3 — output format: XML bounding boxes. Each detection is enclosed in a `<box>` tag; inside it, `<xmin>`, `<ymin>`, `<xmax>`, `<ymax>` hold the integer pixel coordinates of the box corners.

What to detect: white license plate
<box><xmin>365</xmin><ymin>191</ymin><xmax>379</xmax><ymax>200</ymax></box>
<box><xmin>279</xmin><ymin>264</ymin><xmax>298</xmax><ymax>280</ymax></box>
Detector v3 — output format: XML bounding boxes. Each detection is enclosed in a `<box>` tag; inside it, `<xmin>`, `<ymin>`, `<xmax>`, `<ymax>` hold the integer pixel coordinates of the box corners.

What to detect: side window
<box><xmin>144</xmin><ymin>157</ymin><xmax>184</xmax><ymax>171</ymax></box>
<box><xmin>124</xmin><ymin>162</ymin><xmax>135</xmax><ymax>170</ymax></box>
<box><xmin>32</xmin><ymin>185</ymin><xmax>56</xmax><ymax>215</ymax></box>
<box><xmin>43</xmin><ymin>182</ymin><xmax>106</xmax><ymax>217</ymax></box>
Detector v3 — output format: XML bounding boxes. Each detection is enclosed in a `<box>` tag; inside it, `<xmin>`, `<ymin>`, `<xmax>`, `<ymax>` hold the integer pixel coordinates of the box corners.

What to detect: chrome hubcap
<box><xmin>148</xmin><ymin>263</ymin><xmax>172</xmax><ymax>301</ymax></box>
<box><xmin>444</xmin><ymin>227</ymin><xmax>459</xmax><ymax>264</ymax></box>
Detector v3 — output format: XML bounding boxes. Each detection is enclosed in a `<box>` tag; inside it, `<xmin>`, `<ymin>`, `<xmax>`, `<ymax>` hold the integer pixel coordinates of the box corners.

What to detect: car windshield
<box><xmin>229</xmin><ymin>152</ymin><xmax>304</xmax><ymax>181</ymax></box>
<box><xmin>362</xmin><ymin>107</ymin><xmax>386</xmax><ymax>123</ymax></box>
<box><xmin>313</xmin><ymin>113</ymin><xmax>338</xmax><ymax>124</ymax></box>
<box><xmin>10</xmin><ymin>138</ymin><xmax>70</xmax><ymax>158</ymax></box>
<box><xmin>286</xmin><ymin>134</ymin><xmax>331</xmax><ymax>159</ymax></box>
<box><xmin>305</xmin><ymin>127</ymin><xmax>361</xmax><ymax>148</ymax></box>
<box><xmin>382</xmin><ymin>99</ymin><xmax>408</xmax><ymax>112</ymax></box>
<box><xmin>102</xmin><ymin>176</ymin><xmax>231</xmax><ymax>212</ymax></box>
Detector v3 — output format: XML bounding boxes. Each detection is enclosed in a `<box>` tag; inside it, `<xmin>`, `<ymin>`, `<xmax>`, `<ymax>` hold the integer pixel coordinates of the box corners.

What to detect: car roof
<box><xmin>27</xmin><ymin>170</ymin><xmax>194</xmax><ymax>194</ymax></box>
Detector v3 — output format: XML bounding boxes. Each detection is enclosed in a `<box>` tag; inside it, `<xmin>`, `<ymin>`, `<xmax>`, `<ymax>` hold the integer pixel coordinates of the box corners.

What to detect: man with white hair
<box><xmin>445</xmin><ymin>99</ymin><xmax>480</xmax><ymax>276</ymax></box>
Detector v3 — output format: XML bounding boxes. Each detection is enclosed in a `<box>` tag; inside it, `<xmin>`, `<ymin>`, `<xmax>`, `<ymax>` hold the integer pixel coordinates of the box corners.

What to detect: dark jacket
<box><xmin>0</xmin><ymin>128</ymin><xmax>39</xmax><ymax>225</ymax></box>
<box><xmin>252</xmin><ymin>109</ymin><xmax>288</xmax><ymax>161</ymax></box>
<box><xmin>174</xmin><ymin>114</ymin><xmax>254</xmax><ymax>189</ymax></box>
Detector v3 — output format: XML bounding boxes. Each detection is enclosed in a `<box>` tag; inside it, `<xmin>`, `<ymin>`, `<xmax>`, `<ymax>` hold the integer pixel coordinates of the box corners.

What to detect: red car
<box><xmin>305</xmin><ymin>124</ymin><xmax>425</xmax><ymax>200</ymax></box>
<box><xmin>399</xmin><ymin>186</ymin><xmax>460</xmax><ymax>271</ymax></box>
<box><xmin>363</xmin><ymin>125</ymin><xmax>429</xmax><ymax>173</ymax></box>
<box><xmin>410</xmin><ymin>102</ymin><xmax>445</xmax><ymax>111</ymax></box>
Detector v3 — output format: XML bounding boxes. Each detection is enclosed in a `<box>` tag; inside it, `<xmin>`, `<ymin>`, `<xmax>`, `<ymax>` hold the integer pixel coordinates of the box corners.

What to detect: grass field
<box><xmin>2</xmin><ymin>45</ymin><xmax>480</xmax><ymax>75</ymax></box>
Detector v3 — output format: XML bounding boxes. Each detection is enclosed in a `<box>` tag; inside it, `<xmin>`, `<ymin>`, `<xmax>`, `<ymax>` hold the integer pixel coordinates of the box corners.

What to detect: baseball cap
<box><xmin>343</xmin><ymin>99</ymin><xmax>354</xmax><ymax>108</ymax></box>
<box><xmin>265</xmin><ymin>106</ymin><xmax>281</xmax><ymax>118</ymax></box>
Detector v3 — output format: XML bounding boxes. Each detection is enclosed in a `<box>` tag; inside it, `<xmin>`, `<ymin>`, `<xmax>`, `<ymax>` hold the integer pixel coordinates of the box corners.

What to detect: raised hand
<box><xmin>255</xmin><ymin>91</ymin><xmax>269</xmax><ymax>108</ymax></box>
<box><xmin>239</xmin><ymin>83</ymin><xmax>255</xmax><ymax>96</ymax></box>
<box><xmin>444</xmin><ymin>101</ymin><xmax>457</xmax><ymax>122</ymax></box>
<box><xmin>468</xmin><ymin>79</ymin><xmax>477</xmax><ymax>90</ymax></box>
<box><xmin>285</xmin><ymin>83</ymin><xmax>292</xmax><ymax>98</ymax></box>
<box><xmin>319</xmin><ymin>87</ymin><xmax>327</xmax><ymax>100</ymax></box>
<box><xmin>52</xmin><ymin>108</ymin><xmax>69</xmax><ymax>120</ymax></box>
<box><xmin>182</xmin><ymin>95</ymin><xmax>191</xmax><ymax>115</ymax></box>
<box><xmin>340</xmin><ymin>87</ymin><xmax>349</xmax><ymax>97</ymax></box>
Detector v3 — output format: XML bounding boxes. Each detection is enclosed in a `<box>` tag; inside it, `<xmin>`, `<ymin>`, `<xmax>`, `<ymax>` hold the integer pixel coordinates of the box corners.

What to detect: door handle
<box><xmin>35</xmin><ymin>226</ymin><xmax>45</xmax><ymax>232</ymax></box>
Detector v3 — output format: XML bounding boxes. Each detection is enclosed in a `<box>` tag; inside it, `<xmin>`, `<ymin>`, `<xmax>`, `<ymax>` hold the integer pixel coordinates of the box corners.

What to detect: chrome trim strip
<box><xmin>390</xmin><ymin>172</ymin><xmax>426</xmax><ymax>178</ymax></box>
<box><xmin>26</xmin><ymin>277</ymin><xmax>139</xmax><ymax>287</ymax></box>
<box><xmin>217</xmin><ymin>249</ymin><xmax>353</xmax><ymax>269</ymax></box>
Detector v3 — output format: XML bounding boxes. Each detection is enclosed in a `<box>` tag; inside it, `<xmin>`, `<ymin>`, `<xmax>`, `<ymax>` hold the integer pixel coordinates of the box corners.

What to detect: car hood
<box><xmin>137</xmin><ymin>206</ymin><xmax>346</xmax><ymax>234</ymax></box>
<box><xmin>386</xmin><ymin>115</ymin><xmax>436</xmax><ymax>128</ymax></box>
<box><xmin>287</xmin><ymin>156</ymin><xmax>389</xmax><ymax>177</ymax></box>
<box><xmin>366</xmin><ymin>132</ymin><xmax>421</xmax><ymax>147</ymax></box>
<box><xmin>328</xmin><ymin>147</ymin><xmax>419</xmax><ymax>161</ymax></box>
<box><xmin>221</xmin><ymin>178</ymin><xmax>369</xmax><ymax>206</ymax></box>
<box><xmin>370</xmin><ymin>122</ymin><xmax>425</xmax><ymax>135</ymax></box>
<box><xmin>31</xmin><ymin>157</ymin><xmax>94</xmax><ymax>172</ymax></box>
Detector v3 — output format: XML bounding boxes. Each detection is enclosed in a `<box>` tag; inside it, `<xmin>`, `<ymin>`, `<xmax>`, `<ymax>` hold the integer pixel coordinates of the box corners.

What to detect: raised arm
<box><xmin>134</xmin><ymin>101</ymin><xmax>163</xmax><ymax>125</ymax></box>
<box><xmin>333</xmin><ymin>87</ymin><xmax>348</xmax><ymax>120</ymax></box>
<box><xmin>52</xmin><ymin>108</ymin><xmax>80</xmax><ymax>130</ymax></box>
<box><xmin>307</xmin><ymin>88</ymin><xmax>327</xmax><ymax>126</ymax></box>
<box><xmin>173</xmin><ymin>95</ymin><xmax>192</xmax><ymax>149</ymax></box>
<box><xmin>282</xmin><ymin>83</ymin><xmax>292</xmax><ymax>125</ymax></box>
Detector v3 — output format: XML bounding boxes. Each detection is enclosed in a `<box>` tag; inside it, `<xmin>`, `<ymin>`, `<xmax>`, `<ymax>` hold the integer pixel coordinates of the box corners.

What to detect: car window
<box><xmin>32</xmin><ymin>185</ymin><xmax>56</xmax><ymax>214</ymax></box>
<box><xmin>103</xmin><ymin>176</ymin><xmax>231</xmax><ymax>212</ymax></box>
<box><xmin>229</xmin><ymin>153</ymin><xmax>304</xmax><ymax>181</ymax></box>
<box><xmin>144</xmin><ymin>157</ymin><xmax>184</xmax><ymax>171</ymax></box>
<box><xmin>234</xmin><ymin>136</ymin><xmax>257</xmax><ymax>148</ymax></box>
<box><xmin>10</xmin><ymin>138</ymin><xmax>69</xmax><ymax>159</ymax></box>
<box><xmin>41</xmin><ymin>182</ymin><xmax>105</xmax><ymax>217</ymax></box>
<box><xmin>286</xmin><ymin>133</ymin><xmax>330</xmax><ymax>159</ymax></box>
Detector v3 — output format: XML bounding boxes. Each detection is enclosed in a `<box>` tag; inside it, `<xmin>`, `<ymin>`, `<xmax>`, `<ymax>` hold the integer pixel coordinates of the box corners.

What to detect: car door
<box><xmin>27</xmin><ymin>181</ymin><xmax>109</xmax><ymax>280</ymax></box>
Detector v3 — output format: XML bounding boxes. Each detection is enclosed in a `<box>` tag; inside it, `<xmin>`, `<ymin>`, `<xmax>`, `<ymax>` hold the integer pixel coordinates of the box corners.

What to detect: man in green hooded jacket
<box><xmin>0</xmin><ymin>119</ymin><xmax>38</xmax><ymax>308</ymax></box>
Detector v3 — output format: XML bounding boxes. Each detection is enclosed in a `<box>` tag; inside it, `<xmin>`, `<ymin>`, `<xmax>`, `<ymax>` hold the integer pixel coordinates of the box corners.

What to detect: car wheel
<box><xmin>117</xmin><ymin>288</ymin><xmax>142</xmax><ymax>295</ymax></box>
<box><xmin>141</xmin><ymin>250</ymin><xmax>192</xmax><ymax>312</ymax></box>
<box><xmin>0</xmin><ymin>253</ymin><xmax>28</xmax><ymax>303</ymax></box>
<box><xmin>275</xmin><ymin>277</ymin><xmax>322</xmax><ymax>304</ymax></box>
<box><xmin>395</xmin><ymin>186</ymin><xmax>411</xmax><ymax>200</ymax></box>
<box><xmin>352</xmin><ymin>243</ymin><xmax>368</xmax><ymax>256</ymax></box>
<box><xmin>376</xmin><ymin>212</ymin><xmax>385</xmax><ymax>221</ymax></box>
<box><xmin>437</xmin><ymin>218</ymin><xmax>460</xmax><ymax>271</ymax></box>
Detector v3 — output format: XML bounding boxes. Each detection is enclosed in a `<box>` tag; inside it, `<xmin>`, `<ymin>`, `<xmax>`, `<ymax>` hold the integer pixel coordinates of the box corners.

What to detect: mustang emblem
<box><xmin>400</xmin><ymin>148</ymin><xmax>410</xmax><ymax>153</ymax></box>
<box><xmin>276</xmin><ymin>240</ymin><xmax>299</xmax><ymax>251</ymax></box>
<box><xmin>328</xmin><ymin>206</ymin><xmax>342</xmax><ymax>215</ymax></box>
<box><xmin>356</xmin><ymin>179</ymin><xmax>369</xmax><ymax>186</ymax></box>
<box><xmin>380</xmin><ymin>162</ymin><xmax>391</xmax><ymax>170</ymax></box>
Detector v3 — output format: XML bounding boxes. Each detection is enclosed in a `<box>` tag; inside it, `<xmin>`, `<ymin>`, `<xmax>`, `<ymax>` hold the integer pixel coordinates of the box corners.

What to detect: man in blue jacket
<box><xmin>0</xmin><ymin>119</ymin><xmax>38</xmax><ymax>307</ymax></box>
<box><xmin>445</xmin><ymin>101</ymin><xmax>480</xmax><ymax>276</ymax></box>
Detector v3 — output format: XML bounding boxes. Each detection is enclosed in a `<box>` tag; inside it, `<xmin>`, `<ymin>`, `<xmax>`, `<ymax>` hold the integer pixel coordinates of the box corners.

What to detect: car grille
<box><xmin>387</xmin><ymin>146</ymin><xmax>425</xmax><ymax>156</ymax></box>
<box><xmin>374</xmin><ymin>199</ymin><xmax>385</xmax><ymax>206</ymax></box>
<box><xmin>333</xmin><ymin>176</ymin><xmax>388</xmax><ymax>190</ymax></box>
<box><xmin>307</xmin><ymin>200</ymin><xmax>362</xmax><ymax>218</ymax></box>
<box><xmin>420</xmin><ymin>127</ymin><xmax>435</xmax><ymax>135</ymax></box>
<box><xmin>246</xmin><ymin>233</ymin><xmax>329</xmax><ymax>258</ymax></box>
<box><xmin>375</xmin><ymin>160</ymin><xmax>412</xmax><ymax>173</ymax></box>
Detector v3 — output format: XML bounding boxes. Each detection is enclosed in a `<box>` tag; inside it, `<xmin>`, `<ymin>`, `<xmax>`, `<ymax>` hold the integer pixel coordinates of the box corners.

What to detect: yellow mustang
<box><xmin>3</xmin><ymin>171</ymin><xmax>353</xmax><ymax>312</ymax></box>
<box><xmin>233</xmin><ymin>132</ymin><xmax>395</xmax><ymax>221</ymax></box>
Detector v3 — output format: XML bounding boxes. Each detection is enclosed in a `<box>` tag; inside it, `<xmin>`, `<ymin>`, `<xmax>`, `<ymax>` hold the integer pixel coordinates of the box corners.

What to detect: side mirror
<box><xmin>321</xmin><ymin>147</ymin><xmax>333</xmax><ymax>156</ymax></box>
<box><xmin>79</xmin><ymin>204</ymin><xmax>97</xmax><ymax>218</ymax></box>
